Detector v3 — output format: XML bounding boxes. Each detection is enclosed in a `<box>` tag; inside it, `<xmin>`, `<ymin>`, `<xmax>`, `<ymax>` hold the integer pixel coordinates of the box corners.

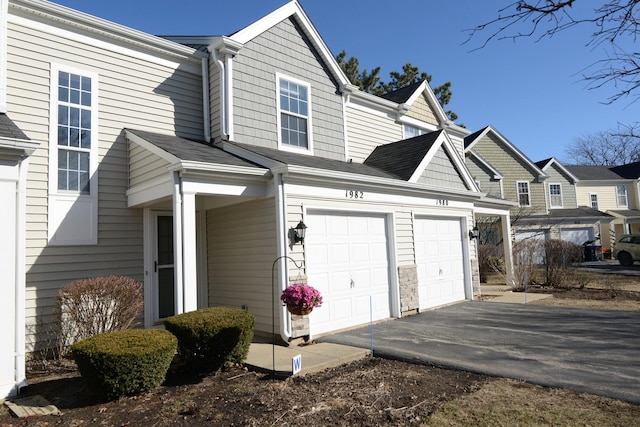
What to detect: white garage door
<box><xmin>560</xmin><ymin>228</ymin><xmax>594</xmax><ymax>245</ymax></box>
<box><xmin>305</xmin><ymin>212</ymin><xmax>391</xmax><ymax>335</ymax></box>
<box><xmin>515</xmin><ymin>230</ymin><xmax>548</xmax><ymax>265</ymax></box>
<box><xmin>415</xmin><ymin>217</ymin><xmax>466</xmax><ymax>310</ymax></box>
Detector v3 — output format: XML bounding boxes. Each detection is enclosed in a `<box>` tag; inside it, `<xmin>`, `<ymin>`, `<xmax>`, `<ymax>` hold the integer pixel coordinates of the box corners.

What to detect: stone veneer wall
<box><xmin>398</xmin><ymin>265</ymin><xmax>419</xmax><ymax>313</ymax></box>
<box><xmin>471</xmin><ymin>259</ymin><xmax>481</xmax><ymax>298</ymax></box>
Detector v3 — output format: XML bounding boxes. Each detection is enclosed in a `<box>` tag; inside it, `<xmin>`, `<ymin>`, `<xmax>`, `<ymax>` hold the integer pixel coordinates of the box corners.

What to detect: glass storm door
<box><xmin>155</xmin><ymin>214</ymin><xmax>175</xmax><ymax>321</ymax></box>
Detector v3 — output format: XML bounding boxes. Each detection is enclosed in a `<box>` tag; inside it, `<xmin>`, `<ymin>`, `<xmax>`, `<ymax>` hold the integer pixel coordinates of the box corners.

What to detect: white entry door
<box><xmin>415</xmin><ymin>217</ymin><xmax>466</xmax><ymax>310</ymax></box>
<box><xmin>305</xmin><ymin>212</ymin><xmax>391</xmax><ymax>335</ymax></box>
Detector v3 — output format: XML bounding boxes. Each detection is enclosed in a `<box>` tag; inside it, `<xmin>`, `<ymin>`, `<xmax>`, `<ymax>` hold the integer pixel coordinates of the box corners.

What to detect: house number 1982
<box><xmin>346</xmin><ymin>190</ymin><xmax>364</xmax><ymax>199</ymax></box>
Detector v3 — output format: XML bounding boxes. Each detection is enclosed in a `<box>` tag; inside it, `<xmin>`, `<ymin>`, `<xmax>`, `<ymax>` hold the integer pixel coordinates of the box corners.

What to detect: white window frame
<box><xmin>48</xmin><ymin>63</ymin><xmax>99</xmax><ymax>245</ymax></box>
<box><xmin>590</xmin><ymin>193</ymin><xmax>599</xmax><ymax>209</ymax></box>
<box><xmin>276</xmin><ymin>73</ymin><xmax>313</xmax><ymax>155</ymax></box>
<box><xmin>616</xmin><ymin>184</ymin><xmax>628</xmax><ymax>207</ymax></box>
<box><xmin>548</xmin><ymin>183</ymin><xmax>563</xmax><ymax>208</ymax></box>
<box><xmin>403</xmin><ymin>124</ymin><xmax>425</xmax><ymax>139</ymax></box>
<box><xmin>516</xmin><ymin>181</ymin><xmax>531</xmax><ymax>207</ymax></box>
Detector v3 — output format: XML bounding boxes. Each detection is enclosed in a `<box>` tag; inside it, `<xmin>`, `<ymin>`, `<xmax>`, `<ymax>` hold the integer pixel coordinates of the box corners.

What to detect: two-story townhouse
<box><xmin>567</xmin><ymin>162</ymin><xmax>640</xmax><ymax>249</ymax></box>
<box><xmin>463</xmin><ymin>127</ymin><xmax>611</xmax><ymax>262</ymax></box>
<box><xmin>1</xmin><ymin>0</ymin><xmax>518</xmax><ymax>397</ymax></box>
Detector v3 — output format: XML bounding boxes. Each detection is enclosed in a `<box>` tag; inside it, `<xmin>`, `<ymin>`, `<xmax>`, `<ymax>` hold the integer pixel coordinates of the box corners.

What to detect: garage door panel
<box><xmin>416</xmin><ymin>217</ymin><xmax>466</xmax><ymax>310</ymax></box>
<box><xmin>306</xmin><ymin>212</ymin><xmax>391</xmax><ymax>335</ymax></box>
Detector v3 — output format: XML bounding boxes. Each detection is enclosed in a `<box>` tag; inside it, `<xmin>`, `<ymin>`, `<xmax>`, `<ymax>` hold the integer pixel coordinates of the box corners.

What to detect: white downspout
<box><xmin>0</xmin><ymin>0</ymin><xmax>8</xmax><ymax>113</ymax></box>
<box><xmin>201</xmin><ymin>57</ymin><xmax>211</xmax><ymax>142</ymax></box>
<box><xmin>172</xmin><ymin>171</ymin><xmax>184</xmax><ymax>314</ymax></box>
<box><xmin>274</xmin><ymin>173</ymin><xmax>291</xmax><ymax>341</ymax></box>
<box><xmin>212</xmin><ymin>49</ymin><xmax>227</xmax><ymax>140</ymax></box>
<box><xmin>14</xmin><ymin>157</ymin><xmax>28</xmax><ymax>395</ymax></box>
<box><xmin>224</xmin><ymin>53</ymin><xmax>234</xmax><ymax>141</ymax></box>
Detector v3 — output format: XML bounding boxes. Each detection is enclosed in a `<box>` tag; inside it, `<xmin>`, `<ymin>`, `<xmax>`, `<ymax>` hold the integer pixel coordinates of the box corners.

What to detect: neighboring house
<box><xmin>566</xmin><ymin>162</ymin><xmax>640</xmax><ymax>249</ymax></box>
<box><xmin>463</xmin><ymin>127</ymin><xmax>611</xmax><ymax>258</ymax></box>
<box><xmin>0</xmin><ymin>0</ymin><xmax>514</xmax><ymax>397</ymax></box>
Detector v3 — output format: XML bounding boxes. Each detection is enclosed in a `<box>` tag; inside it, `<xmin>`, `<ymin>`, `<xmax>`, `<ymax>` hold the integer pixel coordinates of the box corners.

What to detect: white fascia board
<box><xmin>126</xmin><ymin>130</ymin><xmax>182</xmax><ymax>165</ymax></box>
<box><xmin>407</xmin><ymin>132</ymin><xmax>478</xmax><ymax>190</ymax></box>
<box><xmin>230</xmin><ymin>0</ymin><xmax>349</xmax><ymax>87</ymax></box>
<box><xmin>469</xmin><ymin>125</ymin><xmax>547</xmax><ymax>180</ymax></box>
<box><xmin>543</xmin><ymin>157</ymin><xmax>580</xmax><ymax>183</ymax></box>
<box><xmin>126</xmin><ymin>176</ymin><xmax>173</xmax><ymax>207</ymax></box>
<box><xmin>345</xmin><ymin>87</ymin><xmax>400</xmax><ymax>115</ymax></box>
<box><xmin>169</xmin><ymin>161</ymin><xmax>270</xmax><ymax>177</ymax></box>
<box><xmin>282</xmin><ymin>165</ymin><xmax>482</xmax><ymax>202</ymax></box>
<box><xmin>0</xmin><ymin>136</ymin><xmax>39</xmax><ymax>158</ymax></box>
<box><xmin>9</xmin><ymin>0</ymin><xmax>205</xmax><ymax>66</ymax></box>
<box><xmin>468</xmin><ymin>150</ymin><xmax>503</xmax><ymax>179</ymax></box>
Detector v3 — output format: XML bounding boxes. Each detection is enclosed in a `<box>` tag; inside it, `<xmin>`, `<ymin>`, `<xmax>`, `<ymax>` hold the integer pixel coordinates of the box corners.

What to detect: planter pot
<box><xmin>287</xmin><ymin>304</ymin><xmax>313</xmax><ymax>316</ymax></box>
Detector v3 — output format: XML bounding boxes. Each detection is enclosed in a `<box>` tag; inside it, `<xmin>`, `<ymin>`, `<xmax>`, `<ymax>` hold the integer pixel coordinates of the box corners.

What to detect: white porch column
<box><xmin>172</xmin><ymin>172</ymin><xmax>184</xmax><ymax>315</ymax></box>
<box><xmin>181</xmin><ymin>191</ymin><xmax>198</xmax><ymax>312</ymax></box>
<box><xmin>501</xmin><ymin>213</ymin><xmax>515</xmax><ymax>287</ymax></box>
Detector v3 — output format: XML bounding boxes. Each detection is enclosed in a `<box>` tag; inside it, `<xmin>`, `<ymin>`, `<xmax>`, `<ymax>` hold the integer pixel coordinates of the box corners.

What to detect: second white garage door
<box><xmin>305</xmin><ymin>212</ymin><xmax>391</xmax><ymax>335</ymax></box>
<box><xmin>415</xmin><ymin>217</ymin><xmax>466</xmax><ymax>310</ymax></box>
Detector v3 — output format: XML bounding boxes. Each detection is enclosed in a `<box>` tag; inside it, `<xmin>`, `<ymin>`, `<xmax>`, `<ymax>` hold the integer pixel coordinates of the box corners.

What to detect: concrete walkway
<box><xmin>244</xmin><ymin>339</ymin><xmax>369</xmax><ymax>377</ymax></box>
<box><xmin>481</xmin><ymin>284</ymin><xmax>553</xmax><ymax>304</ymax></box>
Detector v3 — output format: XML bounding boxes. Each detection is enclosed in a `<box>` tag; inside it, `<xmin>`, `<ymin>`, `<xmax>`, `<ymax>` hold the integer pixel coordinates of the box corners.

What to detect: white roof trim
<box><xmin>465</xmin><ymin>126</ymin><xmax>548</xmax><ymax>180</ymax></box>
<box><xmin>230</xmin><ymin>0</ymin><xmax>349</xmax><ymax>87</ymax></box>
<box><xmin>539</xmin><ymin>157</ymin><xmax>579</xmax><ymax>183</ymax></box>
<box><xmin>467</xmin><ymin>150</ymin><xmax>503</xmax><ymax>180</ymax></box>
<box><xmin>408</xmin><ymin>131</ymin><xmax>479</xmax><ymax>191</ymax></box>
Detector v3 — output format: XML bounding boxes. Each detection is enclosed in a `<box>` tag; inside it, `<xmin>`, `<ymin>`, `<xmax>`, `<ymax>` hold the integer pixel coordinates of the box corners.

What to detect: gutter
<box><xmin>14</xmin><ymin>156</ymin><xmax>28</xmax><ymax>396</ymax></box>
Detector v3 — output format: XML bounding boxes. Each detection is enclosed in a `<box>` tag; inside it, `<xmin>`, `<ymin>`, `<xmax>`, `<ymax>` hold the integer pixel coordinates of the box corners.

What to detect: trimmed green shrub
<box><xmin>71</xmin><ymin>329</ymin><xmax>177</xmax><ymax>401</ymax></box>
<box><xmin>164</xmin><ymin>307</ymin><xmax>254</xmax><ymax>373</ymax></box>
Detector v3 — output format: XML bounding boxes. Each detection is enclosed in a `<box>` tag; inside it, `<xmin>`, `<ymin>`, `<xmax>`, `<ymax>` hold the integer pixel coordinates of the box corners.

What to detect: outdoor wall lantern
<box><xmin>290</xmin><ymin>220</ymin><xmax>307</xmax><ymax>245</ymax></box>
<box><xmin>468</xmin><ymin>225</ymin><xmax>479</xmax><ymax>240</ymax></box>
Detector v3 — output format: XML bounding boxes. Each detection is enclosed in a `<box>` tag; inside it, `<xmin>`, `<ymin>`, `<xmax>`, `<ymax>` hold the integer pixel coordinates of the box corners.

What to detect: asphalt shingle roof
<box><xmin>378</xmin><ymin>81</ymin><xmax>423</xmax><ymax>104</ymax></box>
<box><xmin>463</xmin><ymin>127</ymin><xmax>489</xmax><ymax>149</ymax></box>
<box><xmin>564</xmin><ymin>165</ymin><xmax>625</xmax><ymax>180</ymax></box>
<box><xmin>226</xmin><ymin>141</ymin><xmax>397</xmax><ymax>179</ymax></box>
<box><xmin>0</xmin><ymin>113</ymin><xmax>29</xmax><ymax>140</ymax></box>
<box><xmin>363</xmin><ymin>130</ymin><xmax>443</xmax><ymax>180</ymax></box>
<box><xmin>610</xmin><ymin>161</ymin><xmax>640</xmax><ymax>179</ymax></box>
<box><xmin>126</xmin><ymin>129</ymin><xmax>264</xmax><ymax>168</ymax></box>
<box><xmin>544</xmin><ymin>207</ymin><xmax>614</xmax><ymax>219</ymax></box>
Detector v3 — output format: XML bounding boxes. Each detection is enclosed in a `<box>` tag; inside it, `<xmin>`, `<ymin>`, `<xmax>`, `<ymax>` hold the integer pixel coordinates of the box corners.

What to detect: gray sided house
<box><xmin>464</xmin><ymin>127</ymin><xmax>611</xmax><ymax>260</ymax></box>
<box><xmin>0</xmin><ymin>0</ymin><xmax>515</xmax><ymax>397</ymax></box>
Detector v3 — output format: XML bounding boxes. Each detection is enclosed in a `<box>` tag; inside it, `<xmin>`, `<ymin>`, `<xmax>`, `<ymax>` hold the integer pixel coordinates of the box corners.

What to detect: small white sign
<box><xmin>292</xmin><ymin>354</ymin><xmax>302</xmax><ymax>375</ymax></box>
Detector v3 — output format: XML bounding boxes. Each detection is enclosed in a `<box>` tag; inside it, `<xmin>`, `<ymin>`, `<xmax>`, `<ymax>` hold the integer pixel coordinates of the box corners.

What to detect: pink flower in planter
<box><xmin>281</xmin><ymin>283</ymin><xmax>323</xmax><ymax>310</ymax></box>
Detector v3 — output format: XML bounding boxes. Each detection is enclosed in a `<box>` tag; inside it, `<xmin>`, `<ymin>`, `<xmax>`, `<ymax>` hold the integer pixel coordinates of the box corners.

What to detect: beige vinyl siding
<box><xmin>395</xmin><ymin>210</ymin><xmax>415</xmax><ymax>265</ymax></box>
<box><xmin>232</xmin><ymin>18</ymin><xmax>345</xmax><ymax>160</ymax></box>
<box><xmin>207</xmin><ymin>198</ymin><xmax>277</xmax><ymax>335</ymax></box>
<box><xmin>406</xmin><ymin>94</ymin><xmax>438</xmax><ymax>127</ymax></box>
<box><xmin>128</xmin><ymin>142</ymin><xmax>171</xmax><ymax>188</ymax></box>
<box><xmin>575</xmin><ymin>183</ymin><xmax>627</xmax><ymax>210</ymax></box>
<box><xmin>7</xmin><ymin>18</ymin><xmax>203</xmax><ymax>349</ymax></box>
<box><xmin>472</xmin><ymin>133</ymin><xmax>545</xmax><ymax>213</ymax></box>
<box><xmin>417</xmin><ymin>148</ymin><xmax>468</xmax><ymax>190</ymax></box>
<box><xmin>346</xmin><ymin>107</ymin><xmax>403</xmax><ymax>163</ymax></box>
<box><xmin>545</xmin><ymin>164</ymin><xmax>577</xmax><ymax>208</ymax></box>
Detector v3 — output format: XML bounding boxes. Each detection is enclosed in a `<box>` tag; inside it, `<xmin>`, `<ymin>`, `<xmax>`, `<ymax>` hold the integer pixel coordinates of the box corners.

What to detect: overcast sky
<box><xmin>50</xmin><ymin>0</ymin><xmax>639</xmax><ymax>164</ymax></box>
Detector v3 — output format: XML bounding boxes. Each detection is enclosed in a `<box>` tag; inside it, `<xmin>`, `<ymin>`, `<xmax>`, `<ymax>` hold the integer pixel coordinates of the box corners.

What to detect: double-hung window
<box><xmin>278</xmin><ymin>75</ymin><xmax>311</xmax><ymax>152</ymax></box>
<box><xmin>548</xmin><ymin>183</ymin><xmax>563</xmax><ymax>208</ymax></box>
<box><xmin>517</xmin><ymin>181</ymin><xmax>531</xmax><ymax>207</ymax></box>
<box><xmin>616</xmin><ymin>184</ymin><xmax>628</xmax><ymax>207</ymax></box>
<box><xmin>590</xmin><ymin>194</ymin><xmax>599</xmax><ymax>209</ymax></box>
<box><xmin>48</xmin><ymin>64</ymin><xmax>98</xmax><ymax>245</ymax></box>
<box><xmin>403</xmin><ymin>124</ymin><xmax>425</xmax><ymax>138</ymax></box>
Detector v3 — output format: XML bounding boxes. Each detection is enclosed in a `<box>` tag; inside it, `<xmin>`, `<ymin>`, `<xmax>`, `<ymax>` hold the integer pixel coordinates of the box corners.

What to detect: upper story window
<box><xmin>48</xmin><ymin>64</ymin><xmax>98</xmax><ymax>246</ymax></box>
<box><xmin>548</xmin><ymin>183</ymin><xmax>563</xmax><ymax>208</ymax></box>
<box><xmin>517</xmin><ymin>181</ymin><xmax>531</xmax><ymax>207</ymax></box>
<box><xmin>57</xmin><ymin>71</ymin><xmax>92</xmax><ymax>193</ymax></box>
<box><xmin>590</xmin><ymin>193</ymin><xmax>599</xmax><ymax>209</ymax></box>
<box><xmin>278</xmin><ymin>75</ymin><xmax>311</xmax><ymax>152</ymax></box>
<box><xmin>403</xmin><ymin>124</ymin><xmax>425</xmax><ymax>139</ymax></box>
<box><xmin>616</xmin><ymin>184</ymin><xmax>628</xmax><ymax>207</ymax></box>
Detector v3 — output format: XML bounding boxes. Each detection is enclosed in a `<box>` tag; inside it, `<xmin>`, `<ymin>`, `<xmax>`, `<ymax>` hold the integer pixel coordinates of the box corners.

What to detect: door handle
<box><xmin>350</xmin><ymin>278</ymin><xmax>355</xmax><ymax>288</ymax></box>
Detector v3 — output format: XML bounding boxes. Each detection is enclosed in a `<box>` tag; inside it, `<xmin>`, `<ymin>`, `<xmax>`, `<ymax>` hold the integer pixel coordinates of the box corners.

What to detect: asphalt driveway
<box><xmin>319</xmin><ymin>301</ymin><xmax>640</xmax><ymax>404</ymax></box>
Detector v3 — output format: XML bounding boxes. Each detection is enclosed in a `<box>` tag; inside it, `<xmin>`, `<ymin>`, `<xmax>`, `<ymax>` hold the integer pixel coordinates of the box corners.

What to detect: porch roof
<box><xmin>521</xmin><ymin>207</ymin><xmax>615</xmax><ymax>222</ymax></box>
<box><xmin>607</xmin><ymin>209</ymin><xmax>640</xmax><ymax>221</ymax></box>
<box><xmin>126</xmin><ymin>129</ymin><xmax>265</xmax><ymax>169</ymax></box>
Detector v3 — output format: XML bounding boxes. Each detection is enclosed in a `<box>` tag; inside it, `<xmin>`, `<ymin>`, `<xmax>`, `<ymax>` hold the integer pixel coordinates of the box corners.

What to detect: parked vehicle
<box><xmin>612</xmin><ymin>234</ymin><xmax>640</xmax><ymax>266</ymax></box>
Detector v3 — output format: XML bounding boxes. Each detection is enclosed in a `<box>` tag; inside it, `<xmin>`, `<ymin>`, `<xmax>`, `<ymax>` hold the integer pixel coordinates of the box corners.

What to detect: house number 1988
<box><xmin>346</xmin><ymin>190</ymin><xmax>364</xmax><ymax>199</ymax></box>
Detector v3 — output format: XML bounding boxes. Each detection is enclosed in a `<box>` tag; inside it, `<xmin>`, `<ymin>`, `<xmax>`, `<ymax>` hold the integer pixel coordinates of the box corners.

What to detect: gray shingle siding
<box><xmin>418</xmin><ymin>148</ymin><xmax>468</xmax><ymax>190</ymax></box>
<box><xmin>232</xmin><ymin>18</ymin><xmax>345</xmax><ymax>160</ymax></box>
